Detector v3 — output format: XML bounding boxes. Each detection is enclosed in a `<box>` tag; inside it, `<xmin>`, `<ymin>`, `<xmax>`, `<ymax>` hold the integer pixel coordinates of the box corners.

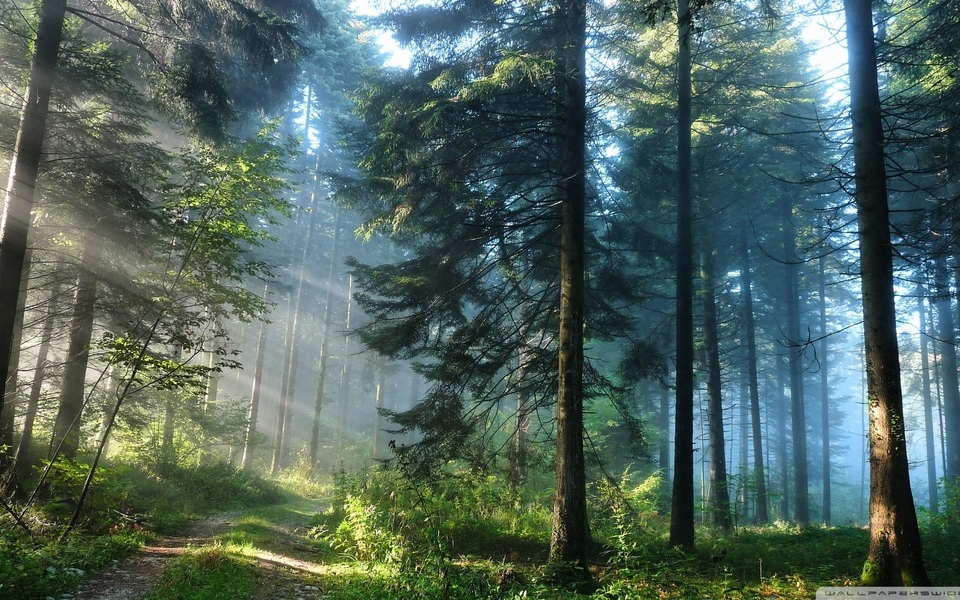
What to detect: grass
<box><xmin>5</xmin><ymin>459</ymin><xmax>960</xmax><ymax>600</ymax></box>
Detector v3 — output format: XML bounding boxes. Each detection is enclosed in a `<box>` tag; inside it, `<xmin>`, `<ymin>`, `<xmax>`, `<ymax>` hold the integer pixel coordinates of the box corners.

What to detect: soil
<box><xmin>66</xmin><ymin>509</ymin><xmax>330</xmax><ymax>600</ymax></box>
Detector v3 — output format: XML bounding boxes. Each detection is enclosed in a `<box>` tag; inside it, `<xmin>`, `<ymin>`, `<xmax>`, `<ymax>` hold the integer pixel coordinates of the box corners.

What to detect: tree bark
<box><xmin>740</xmin><ymin>237</ymin><xmax>768</xmax><ymax>523</ymax></box>
<box><xmin>819</xmin><ymin>250</ymin><xmax>831</xmax><ymax>525</ymax></box>
<box><xmin>934</xmin><ymin>256</ymin><xmax>960</xmax><ymax>482</ymax></box>
<box><xmin>700</xmin><ymin>239</ymin><xmax>732</xmax><ymax>529</ymax></box>
<box><xmin>1</xmin><ymin>250</ymin><xmax>31</xmax><ymax>465</ymax></box>
<box><xmin>918</xmin><ymin>290</ymin><xmax>938</xmax><ymax>512</ymax></box>
<box><xmin>844</xmin><ymin>0</ymin><xmax>930</xmax><ymax>584</ymax></box>
<box><xmin>14</xmin><ymin>266</ymin><xmax>62</xmax><ymax>477</ymax></box>
<box><xmin>670</xmin><ymin>0</ymin><xmax>696</xmax><ymax>552</ymax></box>
<box><xmin>549</xmin><ymin>0</ymin><xmax>589</xmax><ymax>570</ymax></box>
<box><xmin>336</xmin><ymin>274</ymin><xmax>354</xmax><ymax>443</ymax></box>
<box><xmin>776</xmin><ymin>353</ymin><xmax>789</xmax><ymax>519</ymax></box>
<box><xmin>372</xmin><ymin>366</ymin><xmax>387</xmax><ymax>460</ymax></box>
<box><xmin>309</xmin><ymin>207</ymin><xmax>343</xmax><ymax>464</ymax></box>
<box><xmin>782</xmin><ymin>199</ymin><xmax>809</xmax><ymax>526</ymax></box>
<box><xmin>241</xmin><ymin>285</ymin><xmax>269</xmax><ymax>472</ymax></box>
<box><xmin>0</xmin><ymin>0</ymin><xmax>67</xmax><ymax>434</ymax></box>
<box><xmin>50</xmin><ymin>238</ymin><xmax>101</xmax><ymax>461</ymax></box>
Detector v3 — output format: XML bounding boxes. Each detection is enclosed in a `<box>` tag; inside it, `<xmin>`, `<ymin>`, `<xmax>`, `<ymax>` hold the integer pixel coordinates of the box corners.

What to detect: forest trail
<box><xmin>69</xmin><ymin>499</ymin><xmax>330</xmax><ymax>600</ymax></box>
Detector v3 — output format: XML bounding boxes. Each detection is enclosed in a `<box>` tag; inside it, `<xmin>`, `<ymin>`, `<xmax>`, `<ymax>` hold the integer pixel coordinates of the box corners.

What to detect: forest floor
<box><xmin>68</xmin><ymin>499</ymin><xmax>330</xmax><ymax>600</ymax></box>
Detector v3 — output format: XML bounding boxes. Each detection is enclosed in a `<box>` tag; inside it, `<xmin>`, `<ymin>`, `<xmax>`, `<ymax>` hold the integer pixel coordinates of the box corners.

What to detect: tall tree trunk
<box><xmin>372</xmin><ymin>366</ymin><xmax>387</xmax><ymax>460</ymax></box>
<box><xmin>844</xmin><ymin>0</ymin><xmax>930</xmax><ymax>583</ymax></box>
<box><xmin>549</xmin><ymin>0</ymin><xmax>589</xmax><ymax>570</ymax></box>
<box><xmin>241</xmin><ymin>286</ymin><xmax>269</xmax><ymax>472</ymax></box>
<box><xmin>309</xmin><ymin>208</ymin><xmax>343</xmax><ymax>464</ymax></box>
<box><xmin>659</xmin><ymin>386</ymin><xmax>670</xmax><ymax>484</ymax></box>
<box><xmin>336</xmin><ymin>274</ymin><xmax>354</xmax><ymax>442</ymax></box>
<box><xmin>14</xmin><ymin>269</ymin><xmax>63</xmax><ymax>477</ymax></box>
<box><xmin>670</xmin><ymin>0</ymin><xmax>696</xmax><ymax>552</ymax></box>
<box><xmin>509</xmin><ymin>342</ymin><xmax>533</xmax><ymax>494</ymax></box>
<box><xmin>934</xmin><ymin>256</ymin><xmax>960</xmax><ymax>482</ymax></box>
<box><xmin>740</xmin><ymin>237</ymin><xmax>768</xmax><ymax>523</ymax></box>
<box><xmin>271</xmin><ymin>286</ymin><xmax>297</xmax><ymax>474</ymax></box>
<box><xmin>50</xmin><ymin>238</ymin><xmax>101</xmax><ymax>461</ymax></box>
<box><xmin>776</xmin><ymin>354</ymin><xmax>789</xmax><ymax>520</ymax></box>
<box><xmin>819</xmin><ymin>251</ymin><xmax>831</xmax><ymax>525</ymax></box>
<box><xmin>918</xmin><ymin>290</ymin><xmax>938</xmax><ymax>512</ymax></box>
<box><xmin>1</xmin><ymin>250</ymin><xmax>31</xmax><ymax>466</ymax></box>
<box><xmin>0</xmin><ymin>0</ymin><xmax>67</xmax><ymax>433</ymax></box>
<box><xmin>782</xmin><ymin>200</ymin><xmax>809</xmax><ymax>526</ymax></box>
<box><xmin>700</xmin><ymin>239</ymin><xmax>732</xmax><ymax>529</ymax></box>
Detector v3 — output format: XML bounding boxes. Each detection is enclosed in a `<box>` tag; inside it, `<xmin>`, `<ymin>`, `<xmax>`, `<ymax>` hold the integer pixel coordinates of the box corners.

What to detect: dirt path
<box><xmin>68</xmin><ymin>504</ymin><xmax>330</xmax><ymax>600</ymax></box>
<box><xmin>69</xmin><ymin>515</ymin><xmax>237</xmax><ymax>600</ymax></box>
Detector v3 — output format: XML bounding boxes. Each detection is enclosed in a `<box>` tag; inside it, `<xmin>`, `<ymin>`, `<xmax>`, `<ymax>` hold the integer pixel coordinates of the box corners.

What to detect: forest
<box><xmin>1</xmin><ymin>0</ymin><xmax>959</xmax><ymax>597</ymax></box>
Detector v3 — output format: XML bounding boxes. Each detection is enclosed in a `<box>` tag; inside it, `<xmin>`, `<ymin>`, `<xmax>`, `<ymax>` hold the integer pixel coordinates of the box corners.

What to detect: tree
<box><xmin>669</xmin><ymin>0</ymin><xmax>696</xmax><ymax>551</ymax></box>
<box><xmin>0</xmin><ymin>0</ymin><xmax>69</xmax><ymax>443</ymax></box>
<box><xmin>843</xmin><ymin>0</ymin><xmax>930</xmax><ymax>585</ymax></box>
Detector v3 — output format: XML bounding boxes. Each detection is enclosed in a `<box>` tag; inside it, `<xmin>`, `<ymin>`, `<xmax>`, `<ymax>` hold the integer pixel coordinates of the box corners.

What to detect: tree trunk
<box><xmin>670</xmin><ymin>0</ymin><xmax>696</xmax><ymax>552</ymax></box>
<box><xmin>241</xmin><ymin>286</ymin><xmax>269</xmax><ymax>472</ymax></box>
<box><xmin>549</xmin><ymin>0</ymin><xmax>589</xmax><ymax>570</ymax></box>
<box><xmin>934</xmin><ymin>256</ymin><xmax>960</xmax><ymax>482</ymax></box>
<box><xmin>782</xmin><ymin>199</ymin><xmax>809</xmax><ymax>526</ymax></box>
<box><xmin>309</xmin><ymin>207</ymin><xmax>343</xmax><ymax>464</ymax></box>
<box><xmin>0</xmin><ymin>0</ymin><xmax>67</xmax><ymax>434</ymax></box>
<box><xmin>740</xmin><ymin>237</ymin><xmax>768</xmax><ymax>523</ymax></box>
<box><xmin>844</xmin><ymin>0</ymin><xmax>930</xmax><ymax>584</ymax></box>
<box><xmin>918</xmin><ymin>290</ymin><xmax>938</xmax><ymax>512</ymax></box>
<box><xmin>776</xmin><ymin>354</ymin><xmax>789</xmax><ymax>520</ymax></box>
<box><xmin>819</xmin><ymin>251</ymin><xmax>831</xmax><ymax>525</ymax></box>
<box><xmin>271</xmin><ymin>286</ymin><xmax>297</xmax><ymax>474</ymax></box>
<box><xmin>1</xmin><ymin>250</ymin><xmax>31</xmax><ymax>466</ymax></box>
<box><xmin>372</xmin><ymin>366</ymin><xmax>387</xmax><ymax>460</ymax></box>
<box><xmin>14</xmin><ymin>268</ymin><xmax>63</xmax><ymax>477</ymax></box>
<box><xmin>50</xmin><ymin>238</ymin><xmax>101</xmax><ymax>461</ymax></box>
<box><xmin>700</xmin><ymin>239</ymin><xmax>732</xmax><ymax>529</ymax></box>
<box><xmin>336</xmin><ymin>274</ymin><xmax>354</xmax><ymax>442</ymax></box>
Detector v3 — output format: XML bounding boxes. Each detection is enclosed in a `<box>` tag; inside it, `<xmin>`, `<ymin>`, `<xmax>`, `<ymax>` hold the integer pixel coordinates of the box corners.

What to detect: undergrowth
<box><xmin>0</xmin><ymin>458</ymin><xmax>282</xmax><ymax>600</ymax></box>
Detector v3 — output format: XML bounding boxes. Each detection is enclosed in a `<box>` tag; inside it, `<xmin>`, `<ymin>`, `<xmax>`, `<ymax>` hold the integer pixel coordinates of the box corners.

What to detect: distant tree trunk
<box><xmin>659</xmin><ymin>386</ymin><xmax>670</xmax><ymax>482</ymax></box>
<box><xmin>50</xmin><ymin>238</ymin><xmax>101</xmax><ymax>461</ymax></box>
<box><xmin>204</xmin><ymin>349</ymin><xmax>218</xmax><ymax>409</ymax></box>
<box><xmin>14</xmin><ymin>268</ymin><xmax>62</xmax><ymax>477</ymax></box>
<box><xmin>160</xmin><ymin>394</ymin><xmax>176</xmax><ymax>470</ymax></box>
<box><xmin>844</xmin><ymin>0</ymin><xmax>930</xmax><ymax>584</ymax></box>
<box><xmin>700</xmin><ymin>239</ymin><xmax>732</xmax><ymax>530</ymax></box>
<box><xmin>549</xmin><ymin>0</ymin><xmax>589</xmax><ymax>570</ymax></box>
<box><xmin>776</xmin><ymin>354</ymin><xmax>789</xmax><ymax>519</ymax></box>
<box><xmin>670</xmin><ymin>0</ymin><xmax>696</xmax><ymax>552</ymax></box>
<box><xmin>508</xmin><ymin>390</ymin><xmax>531</xmax><ymax>494</ymax></box>
<box><xmin>934</xmin><ymin>256</ymin><xmax>960</xmax><ymax>482</ymax></box>
<box><xmin>271</xmin><ymin>286</ymin><xmax>297</xmax><ymax>474</ymax></box>
<box><xmin>739</xmin><ymin>368</ymin><xmax>749</xmax><ymax>519</ymax></box>
<box><xmin>372</xmin><ymin>366</ymin><xmax>387</xmax><ymax>460</ymax></box>
<box><xmin>740</xmin><ymin>238</ymin><xmax>768</xmax><ymax>523</ymax></box>
<box><xmin>782</xmin><ymin>199</ymin><xmax>809</xmax><ymax>526</ymax></box>
<box><xmin>241</xmin><ymin>286</ymin><xmax>269</xmax><ymax>472</ymax></box>
<box><xmin>918</xmin><ymin>290</ymin><xmax>938</xmax><ymax>512</ymax></box>
<box><xmin>0</xmin><ymin>0</ymin><xmax>67</xmax><ymax>435</ymax></box>
<box><xmin>819</xmin><ymin>251</ymin><xmax>831</xmax><ymax>525</ymax></box>
<box><xmin>309</xmin><ymin>207</ymin><xmax>343</xmax><ymax>464</ymax></box>
<box><xmin>336</xmin><ymin>274</ymin><xmax>354</xmax><ymax>442</ymax></box>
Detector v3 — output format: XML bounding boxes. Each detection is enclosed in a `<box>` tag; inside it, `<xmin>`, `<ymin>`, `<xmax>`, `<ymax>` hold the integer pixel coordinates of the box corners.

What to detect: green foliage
<box><xmin>0</xmin><ymin>459</ymin><xmax>282</xmax><ymax>599</ymax></box>
<box><xmin>142</xmin><ymin>543</ymin><xmax>256</xmax><ymax>600</ymax></box>
<box><xmin>918</xmin><ymin>479</ymin><xmax>960</xmax><ymax>581</ymax></box>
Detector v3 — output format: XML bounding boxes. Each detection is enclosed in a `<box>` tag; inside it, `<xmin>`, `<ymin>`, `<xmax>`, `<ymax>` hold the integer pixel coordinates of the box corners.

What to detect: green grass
<box><xmin>142</xmin><ymin>544</ymin><xmax>257</xmax><ymax>600</ymax></box>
